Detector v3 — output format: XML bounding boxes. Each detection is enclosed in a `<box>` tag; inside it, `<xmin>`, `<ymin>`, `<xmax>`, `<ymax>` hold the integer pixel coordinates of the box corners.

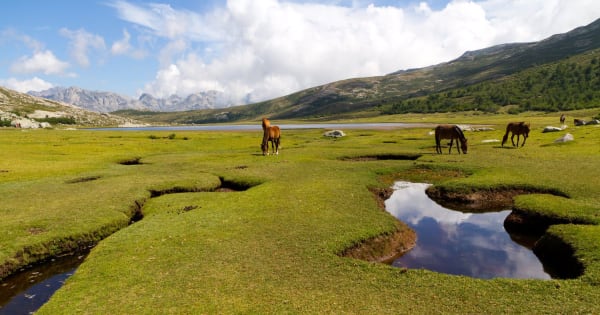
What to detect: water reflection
<box><xmin>0</xmin><ymin>254</ymin><xmax>86</xmax><ymax>315</ymax></box>
<box><xmin>385</xmin><ymin>182</ymin><xmax>550</xmax><ymax>280</ymax></box>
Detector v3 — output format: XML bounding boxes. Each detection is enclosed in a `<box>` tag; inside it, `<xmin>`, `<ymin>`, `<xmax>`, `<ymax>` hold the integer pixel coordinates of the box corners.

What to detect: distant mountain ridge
<box><xmin>1</xmin><ymin>86</ymin><xmax>139</xmax><ymax>127</ymax></box>
<box><xmin>29</xmin><ymin>87</ymin><xmax>230</xmax><ymax>113</ymax></box>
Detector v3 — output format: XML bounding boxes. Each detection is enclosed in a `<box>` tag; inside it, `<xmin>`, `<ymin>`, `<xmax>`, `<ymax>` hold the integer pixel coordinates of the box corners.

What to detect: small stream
<box><xmin>0</xmin><ymin>253</ymin><xmax>87</xmax><ymax>315</ymax></box>
<box><xmin>385</xmin><ymin>181</ymin><xmax>552</xmax><ymax>279</ymax></box>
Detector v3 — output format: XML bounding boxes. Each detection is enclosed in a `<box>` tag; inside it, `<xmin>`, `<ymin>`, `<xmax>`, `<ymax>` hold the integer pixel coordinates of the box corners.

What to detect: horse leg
<box><xmin>274</xmin><ymin>138</ymin><xmax>280</xmax><ymax>155</ymax></box>
<box><xmin>521</xmin><ymin>135</ymin><xmax>527</xmax><ymax>147</ymax></box>
<box><xmin>435</xmin><ymin>137</ymin><xmax>441</xmax><ymax>154</ymax></box>
<box><xmin>447</xmin><ymin>139</ymin><xmax>455</xmax><ymax>154</ymax></box>
<box><xmin>454</xmin><ymin>138</ymin><xmax>461</xmax><ymax>154</ymax></box>
<box><xmin>511</xmin><ymin>133</ymin><xmax>517</xmax><ymax>147</ymax></box>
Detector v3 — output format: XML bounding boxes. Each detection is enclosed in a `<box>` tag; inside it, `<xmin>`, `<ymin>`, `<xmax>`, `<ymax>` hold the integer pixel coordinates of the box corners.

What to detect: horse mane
<box><xmin>454</xmin><ymin>125</ymin><xmax>466</xmax><ymax>141</ymax></box>
<box><xmin>261</xmin><ymin>117</ymin><xmax>271</xmax><ymax>130</ymax></box>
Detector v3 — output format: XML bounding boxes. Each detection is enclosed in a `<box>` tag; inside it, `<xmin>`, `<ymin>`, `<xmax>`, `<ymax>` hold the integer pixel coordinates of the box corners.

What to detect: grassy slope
<box><xmin>1</xmin><ymin>110</ymin><xmax>599</xmax><ymax>313</ymax></box>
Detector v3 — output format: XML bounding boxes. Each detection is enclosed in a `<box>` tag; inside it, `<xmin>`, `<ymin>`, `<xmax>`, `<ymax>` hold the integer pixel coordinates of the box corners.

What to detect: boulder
<box><xmin>542</xmin><ymin>126</ymin><xmax>562</xmax><ymax>133</ymax></box>
<box><xmin>554</xmin><ymin>133</ymin><xmax>574</xmax><ymax>143</ymax></box>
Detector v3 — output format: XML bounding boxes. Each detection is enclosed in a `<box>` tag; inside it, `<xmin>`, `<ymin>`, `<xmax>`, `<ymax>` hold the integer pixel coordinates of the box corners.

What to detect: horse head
<box><xmin>260</xmin><ymin>135</ymin><xmax>269</xmax><ymax>155</ymax></box>
<box><xmin>460</xmin><ymin>138</ymin><xmax>468</xmax><ymax>154</ymax></box>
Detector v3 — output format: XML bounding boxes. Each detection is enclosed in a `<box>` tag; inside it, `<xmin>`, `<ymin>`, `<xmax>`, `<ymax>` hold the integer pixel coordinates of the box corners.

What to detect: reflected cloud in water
<box><xmin>385</xmin><ymin>182</ymin><xmax>550</xmax><ymax>279</ymax></box>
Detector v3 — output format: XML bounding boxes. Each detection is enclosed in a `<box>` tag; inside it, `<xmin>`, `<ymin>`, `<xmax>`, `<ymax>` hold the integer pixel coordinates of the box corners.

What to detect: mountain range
<box><xmin>28</xmin><ymin>87</ymin><xmax>230</xmax><ymax>113</ymax></box>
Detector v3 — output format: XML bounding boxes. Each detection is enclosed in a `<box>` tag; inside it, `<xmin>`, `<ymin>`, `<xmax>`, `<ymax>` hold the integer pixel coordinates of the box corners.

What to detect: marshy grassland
<box><xmin>2</xmin><ymin>110</ymin><xmax>600</xmax><ymax>313</ymax></box>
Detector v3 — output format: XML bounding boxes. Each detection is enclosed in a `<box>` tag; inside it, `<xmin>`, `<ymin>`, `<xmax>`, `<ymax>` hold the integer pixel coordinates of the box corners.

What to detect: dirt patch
<box><xmin>65</xmin><ymin>176</ymin><xmax>101</xmax><ymax>184</ymax></box>
<box><xmin>340</xmin><ymin>153</ymin><xmax>421</xmax><ymax>161</ymax></box>
<box><xmin>118</xmin><ymin>157</ymin><xmax>142</xmax><ymax>165</ymax></box>
<box><xmin>27</xmin><ymin>227</ymin><xmax>47</xmax><ymax>235</ymax></box>
<box><xmin>425</xmin><ymin>187</ymin><xmax>524</xmax><ymax>211</ymax></box>
<box><xmin>425</xmin><ymin>186</ymin><xmax>567</xmax><ymax>212</ymax></box>
<box><xmin>339</xmin><ymin>187</ymin><xmax>416</xmax><ymax>263</ymax></box>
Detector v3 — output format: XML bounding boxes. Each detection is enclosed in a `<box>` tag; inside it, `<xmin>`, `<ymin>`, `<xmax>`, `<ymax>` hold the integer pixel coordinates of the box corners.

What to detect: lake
<box><xmin>90</xmin><ymin>122</ymin><xmax>433</xmax><ymax>131</ymax></box>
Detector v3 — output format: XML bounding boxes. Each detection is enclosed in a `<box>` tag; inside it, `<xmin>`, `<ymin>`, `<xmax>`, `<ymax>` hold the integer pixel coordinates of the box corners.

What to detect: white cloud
<box><xmin>112</xmin><ymin>0</ymin><xmax>600</xmax><ymax>105</ymax></box>
<box><xmin>60</xmin><ymin>28</ymin><xmax>106</xmax><ymax>67</ymax></box>
<box><xmin>10</xmin><ymin>50</ymin><xmax>70</xmax><ymax>76</ymax></box>
<box><xmin>111</xmin><ymin>29</ymin><xmax>147</xmax><ymax>59</ymax></box>
<box><xmin>111</xmin><ymin>29</ymin><xmax>132</xmax><ymax>55</ymax></box>
<box><xmin>0</xmin><ymin>77</ymin><xmax>54</xmax><ymax>93</ymax></box>
<box><xmin>0</xmin><ymin>28</ymin><xmax>45</xmax><ymax>52</ymax></box>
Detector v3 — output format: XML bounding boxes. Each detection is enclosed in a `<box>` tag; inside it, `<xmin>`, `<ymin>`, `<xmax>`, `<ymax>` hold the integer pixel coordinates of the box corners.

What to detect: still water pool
<box><xmin>385</xmin><ymin>181</ymin><xmax>551</xmax><ymax>279</ymax></box>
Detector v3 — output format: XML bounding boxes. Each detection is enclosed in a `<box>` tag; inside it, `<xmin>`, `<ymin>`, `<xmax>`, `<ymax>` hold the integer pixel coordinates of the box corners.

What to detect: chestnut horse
<box><xmin>435</xmin><ymin>124</ymin><xmax>468</xmax><ymax>154</ymax></box>
<box><xmin>261</xmin><ymin>125</ymin><xmax>281</xmax><ymax>155</ymax></box>
<box><xmin>501</xmin><ymin>122</ymin><xmax>530</xmax><ymax>147</ymax></box>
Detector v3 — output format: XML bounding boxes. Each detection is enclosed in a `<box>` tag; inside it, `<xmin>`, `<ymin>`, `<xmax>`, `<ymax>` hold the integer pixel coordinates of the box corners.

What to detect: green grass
<box><xmin>1</xmin><ymin>110</ymin><xmax>600</xmax><ymax>313</ymax></box>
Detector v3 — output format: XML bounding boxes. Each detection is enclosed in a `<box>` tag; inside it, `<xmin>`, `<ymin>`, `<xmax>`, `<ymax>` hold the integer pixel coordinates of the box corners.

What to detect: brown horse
<box><xmin>261</xmin><ymin>125</ymin><xmax>281</xmax><ymax>155</ymax></box>
<box><xmin>435</xmin><ymin>124</ymin><xmax>468</xmax><ymax>154</ymax></box>
<box><xmin>560</xmin><ymin>114</ymin><xmax>565</xmax><ymax>124</ymax></box>
<box><xmin>502</xmin><ymin>122</ymin><xmax>530</xmax><ymax>147</ymax></box>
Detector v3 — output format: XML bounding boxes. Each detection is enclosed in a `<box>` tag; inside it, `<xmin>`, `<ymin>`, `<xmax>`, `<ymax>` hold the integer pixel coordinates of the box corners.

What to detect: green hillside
<box><xmin>383</xmin><ymin>49</ymin><xmax>600</xmax><ymax>114</ymax></box>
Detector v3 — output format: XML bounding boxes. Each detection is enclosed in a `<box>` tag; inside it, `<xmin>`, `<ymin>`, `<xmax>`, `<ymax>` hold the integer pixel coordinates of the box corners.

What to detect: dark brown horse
<box><xmin>261</xmin><ymin>125</ymin><xmax>281</xmax><ymax>155</ymax></box>
<box><xmin>560</xmin><ymin>114</ymin><xmax>565</xmax><ymax>124</ymax></box>
<box><xmin>435</xmin><ymin>124</ymin><xmax>467</xmax><ymax>154</ymax></box>
<box><xmin>502</xmin><ymin>122</ymin><xmax>530</xmax><ymax>147</ymax></box>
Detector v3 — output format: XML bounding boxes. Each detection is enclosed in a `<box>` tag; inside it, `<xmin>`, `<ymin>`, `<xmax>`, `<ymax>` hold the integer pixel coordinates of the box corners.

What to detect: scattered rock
<box><xmin>324</xmin><ymin>130</ymin><xmax>345</xmax><ymax>138</ymax></box>
<box><xmin>543</xmin><ymin>126</ymin><xmax>563</xmax><ymax>133</ymax></box>
<box><xmin>554</xmin><ymin>133</ymin><xmax>574</xmax><ymax>143</ymax></box>
<box><xmin>472</xmin><ymin>127</ymin><xmax>495</xmax><ymax>132</ymax></box>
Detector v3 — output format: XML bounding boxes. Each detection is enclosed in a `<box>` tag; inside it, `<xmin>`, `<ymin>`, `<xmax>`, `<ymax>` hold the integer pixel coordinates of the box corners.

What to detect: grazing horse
<box><xmin>501</xmin><ymin>122</ymin><xmax>530</xmax><ymax>147</ymax></box>
<box><xmin>560</xmin><ymin>114</ymin><xmax>565</xmax><ymax>124</ymax></box>
<box><xmin>435</xmin><ymin>124</ymin><xmax>468</xmax><ymax>154</ymax></box>
<box><xmin>261</xmin><ymin>125</ymin><xmax>281</xmax><ymax>155</ymax></box>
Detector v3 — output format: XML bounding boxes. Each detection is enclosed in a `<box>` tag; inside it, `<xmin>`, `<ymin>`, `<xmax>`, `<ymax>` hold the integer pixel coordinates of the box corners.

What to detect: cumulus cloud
<box><xmin>0</xmin><ymin>77</ymin><xmax>54</xmax><ymax>93</ymax></box>
<box><xmin>10</xmin><ymin>50</ymin><xmax>70</xmax><ymax>76</ymax></box>
<box><xmin>60</xmin><ymin>28</ymin><xmax>106</xmax><ymax>67</ymax></box>
<box><xmin>111</xmin><ymin>0</ymin><xmax>600</xmax><ymax>104</ymax></box>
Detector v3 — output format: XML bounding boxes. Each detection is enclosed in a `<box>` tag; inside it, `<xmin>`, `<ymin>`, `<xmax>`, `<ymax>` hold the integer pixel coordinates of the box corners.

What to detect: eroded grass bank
<box><xmin>1</xmin><ymin>114</ymin><xmax>599</xmax><ymax>313</ymax></box>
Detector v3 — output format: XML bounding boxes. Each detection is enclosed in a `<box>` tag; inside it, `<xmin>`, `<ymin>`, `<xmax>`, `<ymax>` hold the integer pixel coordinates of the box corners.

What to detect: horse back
<box><xmin>435</xmin><ymin>124</ymin><xmax>461</xmax><ymax>140</ymax></box>
<box><xmin>264</xmin><ymin>125</ymin><xmax>280</xmax><ymax>139</ymax></box>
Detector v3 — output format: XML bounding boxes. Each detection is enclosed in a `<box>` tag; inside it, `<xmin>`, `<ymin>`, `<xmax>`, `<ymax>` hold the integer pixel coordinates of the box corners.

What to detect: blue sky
<box><xmin>1</xmin><ymin>0</ymin><xmax>599</xmax><ymax>107</ymax></box>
